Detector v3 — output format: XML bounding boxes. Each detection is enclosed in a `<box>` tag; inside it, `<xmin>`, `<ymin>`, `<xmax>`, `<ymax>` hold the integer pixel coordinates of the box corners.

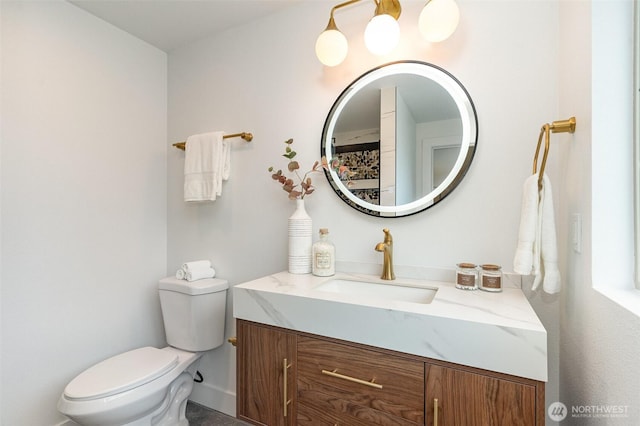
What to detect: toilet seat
<box><xmin>64</xmin><ymin>347</ymin><xmax>178</xmax><ymax>401</ymax></box>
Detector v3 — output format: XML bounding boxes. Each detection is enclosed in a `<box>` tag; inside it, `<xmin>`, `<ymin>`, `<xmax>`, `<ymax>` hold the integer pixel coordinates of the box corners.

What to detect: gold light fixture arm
<box><xmin>330</xmin><ymin>0</ymin><xmax>362</xmax><ymax>20</ymax></box>
<box><xmin>374</xmin><ymin>0</ymin><xmax>401</xmax><ymax>19</ymax></box>
<box><xmin>324</xmin><ymin>0</ymin><xmax>363</xmax><ymax>32</ymax></box>
<box><xmin>324</xmin><ymin>0</ymin><xmax>401</xmax><ymax>29</ymax></box>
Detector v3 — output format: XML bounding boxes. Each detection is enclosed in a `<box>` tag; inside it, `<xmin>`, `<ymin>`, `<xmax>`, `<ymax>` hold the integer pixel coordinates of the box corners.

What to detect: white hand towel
<box><xmin>186</xmin><ymin>267</ymin><xmax>216</xmax><ymax>282</ymax></box>
<box><xmin>531</xmin><ymin>182</ymin><xmax>544</xmax><ymax>290</ymax></box>
<box><xmin>513</xmin><ymin>173</ymin><xmax>561</xmax><ymax>294</ymax></box>
<box><xmin>176</xmin><ymin>269</ymin><xmax>186</xmax><ymax>280</ymax></box>
<box><xmin>513</xmin><ymin>174</ymin><xmax>538</xmax><ymax>275</ymax></box>
<box><xmin>184</xmin><ymin>131</ymin><xmax>230</xmax><ymax>202</ymax></box>
<box><xmin>181</xmin><ymin>260</ymin><xmax>212</xmax><ymax>272</ymax></box>
<box><xmin>538</xmin><ymin>174</ymin><xmax>561</xmax><ymax>294</ymax></box>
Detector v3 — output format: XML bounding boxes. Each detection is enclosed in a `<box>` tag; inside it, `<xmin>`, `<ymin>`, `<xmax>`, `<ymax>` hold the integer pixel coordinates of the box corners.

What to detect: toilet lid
<box><xmin>64</xmin><ymin>347</ymin><xmax>178</xmax><ymax>400</ymax></box>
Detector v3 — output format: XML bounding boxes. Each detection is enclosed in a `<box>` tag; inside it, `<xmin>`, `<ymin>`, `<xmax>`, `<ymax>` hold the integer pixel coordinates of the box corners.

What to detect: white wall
<box><xmin>558</xmin><ymin>1</ymin><xmax>640</xmax><ymax>424</ymax></box>
<box><xmin>1</xmin><ymin>1</ymin><xmax>167</xmax><ymax>424</ymax></box>
<box><xmin>167</xmin><ymin>0</ymin><xmax>562</xmax><ymax>416</ymax></box>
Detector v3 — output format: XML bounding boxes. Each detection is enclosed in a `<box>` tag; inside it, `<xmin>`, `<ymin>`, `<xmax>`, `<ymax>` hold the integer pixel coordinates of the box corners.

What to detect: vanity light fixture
<box><xmin>418</xmin><ymin>0</ymin><xmax>460</xmax><ymax>42</ymax></box>
<box><xmin>315</xmin><ymin>0</ymin><xmax>460</xmax><ymax>67</ymax></box>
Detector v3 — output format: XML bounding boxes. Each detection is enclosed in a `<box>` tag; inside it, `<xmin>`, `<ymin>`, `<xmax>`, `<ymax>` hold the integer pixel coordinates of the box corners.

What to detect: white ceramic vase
<box><xmin>288</xmin><ymin>198</ymin><xmax>312</xmax><ymax>274</ymax></box>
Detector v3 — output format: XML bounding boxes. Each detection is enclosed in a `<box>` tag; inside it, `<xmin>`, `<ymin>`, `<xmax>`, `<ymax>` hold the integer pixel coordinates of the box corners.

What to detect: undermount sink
<box><xmin>314</xmin><ymin>278</ymin><xmax>438</xmax><ymax>304</ymax></box>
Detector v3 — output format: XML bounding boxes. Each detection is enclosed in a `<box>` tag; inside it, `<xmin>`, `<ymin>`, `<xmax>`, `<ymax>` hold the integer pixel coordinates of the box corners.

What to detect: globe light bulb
<box><xmin>364</xmin><ymin>14</ymin><xmax>400</xmax><ymax>56</ymax></box>
<box><xmin>315</xmin><ymin>29</ymin><xmax>348</xmax><ymax>67</ymax></box>
<box><xmin>419</xmin><ymin>0</ymin><xmax>460</xmax><ymax>43</ymax></box>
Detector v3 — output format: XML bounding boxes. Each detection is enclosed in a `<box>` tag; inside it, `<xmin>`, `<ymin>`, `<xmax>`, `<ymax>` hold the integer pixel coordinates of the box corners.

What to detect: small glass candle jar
<box><xmin>456</xmin><ymin>263</ymin><xmax>478</xmax><ymax>290</ymax></box>
<box><xmin>480</xmin><ymin>264</ymin><xmax>503</xmax><ymax>292</ymax></box>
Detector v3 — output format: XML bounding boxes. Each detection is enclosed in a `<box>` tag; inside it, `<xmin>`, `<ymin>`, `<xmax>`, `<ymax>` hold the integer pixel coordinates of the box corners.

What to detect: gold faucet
<box><xmin>375</xmin><ymin>228</ymin><xmax>395</xmax><ymax>280</ymax></box>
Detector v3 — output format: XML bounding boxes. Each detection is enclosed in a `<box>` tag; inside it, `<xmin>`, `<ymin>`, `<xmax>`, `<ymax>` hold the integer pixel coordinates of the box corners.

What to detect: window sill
<box><xmin>593</xmin><ymin>285</ymin><xmax>640</xmax><ymax>318</ymax></box>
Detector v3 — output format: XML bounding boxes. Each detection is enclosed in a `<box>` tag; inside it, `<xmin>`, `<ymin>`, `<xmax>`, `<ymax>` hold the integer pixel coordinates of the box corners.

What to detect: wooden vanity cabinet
<box><xmin>236</xmin><ymin>320</ymin><xmax>545</xmax><ymax>426</ymax></box>
<box><xmin>236</xmin><ymin>320</ymin><xmax>297</xmax><ymax>426</ymax></box>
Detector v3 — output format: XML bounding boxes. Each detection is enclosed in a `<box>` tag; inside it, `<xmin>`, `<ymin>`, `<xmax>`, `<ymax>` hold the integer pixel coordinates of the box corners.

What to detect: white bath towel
<box><xmin>186</xmin><ymin>267</ymin><xmax>216</xmax><ymax>282</ymax></box>
<box><xmin>183</xmin><ymin>131</ymin><xmax>230</xmax><ymax>202</ymax></box>
<box><xmin>513</xmin><ymin>173</ymin><xmax>561</xmax><ymax>294</ymax></box>
<box><xmin>181</xmin><ymin>260</ymin><xmax>212</xmax><ymax>272</ymax></box>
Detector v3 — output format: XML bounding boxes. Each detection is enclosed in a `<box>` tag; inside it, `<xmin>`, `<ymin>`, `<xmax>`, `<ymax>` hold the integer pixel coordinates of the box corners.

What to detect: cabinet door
<box><xmin>236</xmin><ymin>320</ymin><xmax>296</xmax><ymax>426</ymax></box>
<box><xmin>426</xmin><ymin>364</ymin><xmax>539</xmax><ymax>426</ymax></box>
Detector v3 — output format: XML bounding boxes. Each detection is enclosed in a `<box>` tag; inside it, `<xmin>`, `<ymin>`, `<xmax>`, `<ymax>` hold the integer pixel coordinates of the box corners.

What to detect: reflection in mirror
<box><xmin>321</xmin><ymin>61</ymin><xmax>477</xmax><ymax>217</ymax></box>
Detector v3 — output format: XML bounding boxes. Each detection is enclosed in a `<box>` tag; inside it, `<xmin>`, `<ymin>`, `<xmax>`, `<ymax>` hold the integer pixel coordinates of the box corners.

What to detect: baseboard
<box><xmin>54</xmin><ymin>420</ymin><xmax>78</xmax><ymax>426</ymax></box>
<box><xmin>189</xmin><ymin>381</ymin><xmax>236</xmax><ymax>417</ymax></box>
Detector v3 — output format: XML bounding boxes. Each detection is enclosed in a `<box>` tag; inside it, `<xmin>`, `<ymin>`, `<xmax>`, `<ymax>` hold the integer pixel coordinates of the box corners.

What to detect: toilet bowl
<box><xmin>58</xmin><ymin>347</ymin><xmax>199</xmax><ymax>426</ymax></box>
<box><xmin>58</xmin><ymin>277</ymin><xmax>228</xmax><ymax>426</ymax></box>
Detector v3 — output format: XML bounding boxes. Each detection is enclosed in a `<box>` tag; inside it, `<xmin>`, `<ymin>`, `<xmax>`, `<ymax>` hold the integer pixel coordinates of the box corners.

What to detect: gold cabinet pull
<box><xmin>434</xmin><ymin>398</ymin><xmax>438</xmax><ymax>426</ymax></box>
<box><xmin>283</xmin><ymin>358</ymin><xmax>292</xmax><ymax>417</ymax></box>
<box><xmin>227</xmin><ymin>336</ymin><xmax>237</xmax><ymax>346</ymax></box>
<box><xmin>321</xmin><ymin>369</ymin><xmax>383</xmax><ymax>389</ymax></box>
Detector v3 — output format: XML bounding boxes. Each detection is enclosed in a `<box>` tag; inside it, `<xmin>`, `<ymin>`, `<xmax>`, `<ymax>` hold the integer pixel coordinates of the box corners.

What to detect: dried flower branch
<box><xmin>268</xmin><ymin>138</ymin><xmax>323</xmax><ymax>200</ymax></box>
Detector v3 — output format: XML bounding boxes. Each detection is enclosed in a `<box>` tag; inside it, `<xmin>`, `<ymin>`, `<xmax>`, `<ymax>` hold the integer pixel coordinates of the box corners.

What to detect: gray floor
<box><xmin>186</xmin><ymin>401</ymin><xmax>252</xmax><ymax>426</ymax></box>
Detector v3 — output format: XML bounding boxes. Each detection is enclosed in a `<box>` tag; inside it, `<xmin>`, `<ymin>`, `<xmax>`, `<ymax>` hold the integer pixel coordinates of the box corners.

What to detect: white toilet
<box><xmin>58</xmin><ymin>277</ymin><xmax>229</xmax><ymax>426</ymax></box>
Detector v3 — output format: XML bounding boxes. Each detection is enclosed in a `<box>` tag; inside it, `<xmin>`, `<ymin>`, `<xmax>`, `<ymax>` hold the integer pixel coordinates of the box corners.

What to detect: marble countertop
<box><xmin>233</xmin><ymin>269</ymin><xmax>547</xmax><ymax>382</ymax></box>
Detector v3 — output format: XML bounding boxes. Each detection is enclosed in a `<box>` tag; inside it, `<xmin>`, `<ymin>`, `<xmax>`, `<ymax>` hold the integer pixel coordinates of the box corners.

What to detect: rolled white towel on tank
<box><xmin>181</xmin><ymin>260</ymin><xmax>211</xmax><ymax>272</ymax></box>
<box><xmin>176</xmin><ymin>269</ymin><xmax>186</xmax><ymax>280</ymax></box>
<box><xmin>186</xmin><ymin>267</ymin><xmax>216</xmax><ymax>282</ymax></box>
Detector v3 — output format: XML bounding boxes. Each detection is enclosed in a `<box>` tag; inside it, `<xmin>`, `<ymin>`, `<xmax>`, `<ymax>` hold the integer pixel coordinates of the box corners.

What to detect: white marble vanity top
<box><xmin>233</xmin><ymin>269</ymin><xmax>547</xmax><ymax>382</ymax></box>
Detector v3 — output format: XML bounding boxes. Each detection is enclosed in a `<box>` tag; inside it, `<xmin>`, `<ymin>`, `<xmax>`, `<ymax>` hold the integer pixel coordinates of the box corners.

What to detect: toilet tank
<box><xmin>158</xmin><ymin>277</ymin><xmax>229</xmax><ymax>352</ymax></box>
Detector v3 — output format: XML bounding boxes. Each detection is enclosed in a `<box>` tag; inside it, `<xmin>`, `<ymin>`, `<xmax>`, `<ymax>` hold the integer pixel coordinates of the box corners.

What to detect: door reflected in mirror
<box><xmin>321</xmin><ymin>61</ymin><xmax>477</xmax><ymax>217</ymax></box>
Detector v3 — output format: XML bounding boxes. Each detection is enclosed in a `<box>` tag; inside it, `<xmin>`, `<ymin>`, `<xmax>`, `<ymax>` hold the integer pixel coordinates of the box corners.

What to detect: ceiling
<box><xmin>70</xmin><ymin>0</ymin><xmax>298</xmax><ymax>52</ymax></box>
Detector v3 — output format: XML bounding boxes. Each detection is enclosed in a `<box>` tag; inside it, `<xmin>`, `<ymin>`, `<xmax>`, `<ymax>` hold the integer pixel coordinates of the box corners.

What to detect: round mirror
<box><xmin>321</xmin><ymin>60</ymin><xmax>478</xmax><ymax>217</ymax></box>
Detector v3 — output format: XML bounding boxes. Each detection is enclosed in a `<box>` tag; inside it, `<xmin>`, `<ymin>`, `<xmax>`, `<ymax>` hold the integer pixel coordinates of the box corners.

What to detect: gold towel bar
<box><xmin>532</xmin><ymin>117</ymin><xmax>576</xmax><ymax>190</ymax></box>
<box><xmin>172</xmin><ymin>132</ymin><xmax>253</xmax><ymax>150</ymax></box>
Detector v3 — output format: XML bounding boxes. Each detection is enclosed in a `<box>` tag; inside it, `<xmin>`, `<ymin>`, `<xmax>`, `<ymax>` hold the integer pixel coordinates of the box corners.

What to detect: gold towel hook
<box><xmin>532</xmin><ymin>117</ymin><xmax>576</xmax><ymax>190</ymax></box>
<box><xmin>550</xmin><ymin>117</ymin><xmax>576</xmax><ymax>134</ymax></box>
